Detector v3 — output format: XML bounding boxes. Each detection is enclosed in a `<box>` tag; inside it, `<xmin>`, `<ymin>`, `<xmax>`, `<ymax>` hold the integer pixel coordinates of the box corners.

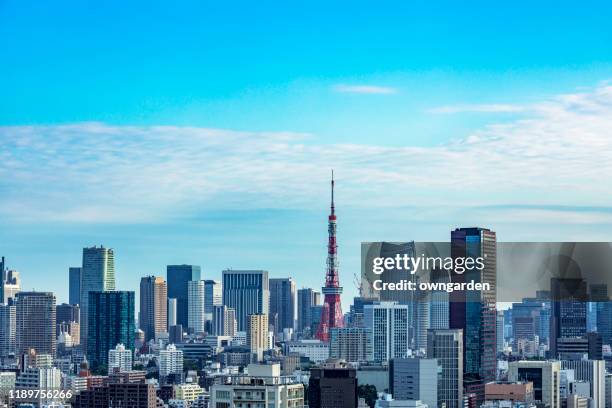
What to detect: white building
<box><xmin>210</xmin><ymin>364</ymin><xmax>304</xmax><ymax>408</ymax></box>
<box><xmin>364</xmin><ymin>302</ymin><xmax>409</xmax><ymax>361</ymax></box>
<box><xmin>108</xmin><ymin>343</ymin><xmax>133</xmax><ymax>374</ymax></box>
<box><xmin>188</xmin><ymin>280</ymin><xmax>206</xmax><ymax>334</ymax></box>
<box><xmin>160</xmin><ymin>343</ymin><xmax>184</xmax><ymax>377</ymax></box>
<box><xmin>287</xmin><ymin>340</ymin><xmax>329</xmax><ymax>363</ymax></box>
<box><xmin>168</xmin><ymin>298</ymin><xmax>177</xmax><ymax>327</ymax></box>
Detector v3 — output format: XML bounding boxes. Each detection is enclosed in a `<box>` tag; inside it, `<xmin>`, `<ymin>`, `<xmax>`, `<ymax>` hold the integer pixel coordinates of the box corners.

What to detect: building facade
<box><xmin>140</xmin><ymin>276</ymin><xmax>168</xmax><ymax>341</ymax></box>
<box><xmin>167</xmin><ymin>264</ymin><xmax>201</xmax><ymax>328</ymax></box>
<box><xmin>270</xmin><ymin>278</ymin><xmax>297</xmax><ymax>334</ymax></box>
<box><xmin>364</xmin><ymin>301</ymin><xmax>409</xmax><ymax>361</ymax></box>
<box><xmin>188</xmin><ymin>280</ymin><xmax>206</xmax><ymax>334</ymax></box>
<box><xmin>427</xmin><ymin>329</ymin><xmax>464</xmax><ymax>408</ymax></box>
<box><xmin>15</xmin><ymin>291</ymin><xmax>57</xmax><ymax>356</ymax></box>
<box><xmin>222</xmin><ymin>270</ymin><xmax>269</xmax><ymax>332</ymax></box>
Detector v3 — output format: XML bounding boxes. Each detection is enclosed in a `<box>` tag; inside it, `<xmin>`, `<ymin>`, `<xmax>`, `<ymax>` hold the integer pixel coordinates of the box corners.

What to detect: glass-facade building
<box><xmin>167</xmin><ymin>265</ymin><xmax>201</xmax><ymax>328</ymax></box>
<box><xmin>222</xmin><ymin>270</ymin><xmax>269</xmax><ymax>332</ymax></box>
<box><xmin>87</xmin><ymin>291</ymin><xmax>135</xmax><ymax>368</ymax></box>
<box><xmin>69</xmin><ymin>267</ymin><xmax>81</xmax><ymax>306</ymax></box>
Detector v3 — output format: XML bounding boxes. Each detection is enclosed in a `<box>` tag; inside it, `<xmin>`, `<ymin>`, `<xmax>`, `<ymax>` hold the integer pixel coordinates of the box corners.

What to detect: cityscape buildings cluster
<box><xmin>0</xmin><ymin>179</ymin><xmax>610</xmax><ymax>408</ymax></box>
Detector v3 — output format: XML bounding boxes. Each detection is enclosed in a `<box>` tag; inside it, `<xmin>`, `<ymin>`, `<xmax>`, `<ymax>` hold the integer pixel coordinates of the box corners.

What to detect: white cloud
<box><xmin>1</xmin><ymin>84</ymin><xmax>612</xmax><ymax>224</ymax></box>
<box><xmin>428</xmin><ymin>104</ymin><xmax>526</xmax><ymax>114</ymax></box>
<box><xmin>333</xmin><ymin>84</ymin><xmax>398</xmax><ymax>94</ymax></box>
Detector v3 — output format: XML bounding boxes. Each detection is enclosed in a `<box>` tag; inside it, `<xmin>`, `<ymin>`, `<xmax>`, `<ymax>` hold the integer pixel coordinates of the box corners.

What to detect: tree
<box><xmin>357</xmin><ymin>384</ymin><xmax>377</xmax><ymax>408</ymax></box>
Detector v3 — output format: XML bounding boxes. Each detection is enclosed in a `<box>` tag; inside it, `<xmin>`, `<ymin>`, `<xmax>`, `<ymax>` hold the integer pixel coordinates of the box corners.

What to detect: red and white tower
<box><xmin>316</xmin><ymin>171</ymin><xmax>344</xmax><ymax>342</ymax></box>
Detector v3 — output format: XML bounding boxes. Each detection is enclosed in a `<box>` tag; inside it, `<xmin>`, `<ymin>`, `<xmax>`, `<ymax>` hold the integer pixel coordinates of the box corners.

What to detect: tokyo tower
<box><xmin>316</xmin><ymin>171</ymin><xmax>344</xmax><ymax>342</ymax></box>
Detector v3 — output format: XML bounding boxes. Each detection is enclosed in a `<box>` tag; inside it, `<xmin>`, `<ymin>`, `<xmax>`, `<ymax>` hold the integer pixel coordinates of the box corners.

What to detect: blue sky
<box><xmin>1</xmin><ymin>1</ymin><xmax>612</xmax><ymax>308</ymax></box>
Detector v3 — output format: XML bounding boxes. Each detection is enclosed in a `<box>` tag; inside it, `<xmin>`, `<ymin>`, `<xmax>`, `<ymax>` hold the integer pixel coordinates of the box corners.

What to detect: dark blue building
<box><xmin>87</xmin><ymin>291</ymin><xmax>135</xmax><ymax>368</ymax></box>
<box><xmin>167</xmin><ymin>264</ymin><xmax>201</xmax><ymax>328</ymax></box>
<box><xmin>69</xmin><ymin>267</ymin><xmax>81</xmax><ymax>305</ymax></box>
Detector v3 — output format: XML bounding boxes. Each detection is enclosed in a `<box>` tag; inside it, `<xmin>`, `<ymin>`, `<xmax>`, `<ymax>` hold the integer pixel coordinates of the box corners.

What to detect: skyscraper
<box><xmin>427</xmin><ymin>329</ymin><xmax>464</xmax><ymax>408</ymax></box>
<box><xmin>212</xmin><ymin>305</ymin><xmax>237</xmax><ymax>336</ymax></box>
<box><xmin>270</xmin><ymin>278</ymin><xmax>297</xmax><ymax>334</ymax></box>
<box><xmin>139</xmin><ymin>276</ymin><xmax>168</xmax><ymax>341</ymax></box>
<box><xmin>80</xmin><ymin>246</ymin><xmax>115</xmax><ymax>349</ymax></box>
<box><xmin>87</xmin><ymin>291</ymin><xmax>135</xmax><ymax>368</ymax></box>
<box><xmin>316</xmin><ymin>173</ymin><xmax>344</xmax><ymax>342</ymax></box>
<box><xmin>550</xmin><ymin>277</ymin><xmax>588</xmax><ymax>357</ymax></box>
<box><xmin>298</xmin><ymin>288</ymin><xmax>320</xmax><ymax>333</ymax></box>
<box><xmin>449</xmin><ymin>227</ymin><xmax>497</xmax><ymax>402</ymax></box>
<box><xmin>0</xmin><ymin>304</ymin><xmax>16</xmax><ymax>358</ymax></box>
<box><xmin>167</xmin><ymin>264</ymin><xmax>201</xmax><ymax>328</ymax></box>
<box><xmin>0</xmin><ymin>256</ymin><xmax>5</xmax><ymax>305</ymax></box>
<box><xmin>69</xmin><ymin>267</ymin><xmax>82</xmax><ymax>305</ymax></box>
<box><xmin>222</xmin><ymin>270</ymin><xmax>269</xmax><ymax>331</ymax></box>
<box><xmin>248</xmin><ymin>313</ymin><xmax>269</xmax><ymax>361</ymax></box>
<box><xmin>168</xmin><ymin>298</ymin><xmax>177</xmax><ymax>327</ymax></box>
<box><xmin>363</xmin><ymin>301</ymin><xmax>409</xmax><ymax>361</ymax></box>
<box><xmin>187</xmin><ymin>280</ymin><xmax>205</xmax><ymax>334</ymax></box>
<box><xmin>204</xmin><ymin>280</ymin><xmax>222</xmax><ymax>321</ymax></box>
<box><xmin>15</xmin><ymin>291</ymin><xmax>57</xmax><ymax>356</ymax></box>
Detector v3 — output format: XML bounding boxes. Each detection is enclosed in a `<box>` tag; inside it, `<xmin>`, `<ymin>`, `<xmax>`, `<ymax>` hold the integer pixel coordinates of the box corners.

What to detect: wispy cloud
<box><xmin>428</xmin><ymin>104</ymin><xmax>526</xmax><ymax>114</ymax></box>
<box><xmin>1</xmin><ymin>84</ymin><xmax>612</xmax><ymax>224</ymax></box>
<box><xmin>333</xmin><ymin>84</ymin><xmax>398</xmax><ymax>94</ymax></box>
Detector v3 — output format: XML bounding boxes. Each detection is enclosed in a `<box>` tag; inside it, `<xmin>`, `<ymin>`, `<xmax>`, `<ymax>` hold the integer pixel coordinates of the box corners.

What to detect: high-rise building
<box><xmin>168</xmin><ymin>298</ymin><xmax>177</xmax><ymax>327</ymax></box>
<box><xmin>270</xmin><ymin>278</ymin><xmax>297</xmax><ymax>334</ymax></box>
<box><xmin>87</xmin><ymin>291</ymin><xmax>135</xmax><ymax>368</ymax></box>
<box><xmin>0</xmin><ymin>304</ymin><xmax>16</xmax><ymax>358</ymax></box>
<box><xmin>427</xmin><ymin>329</ymin><xmax>463</xmax><ymax>408</ymax></box>
<box><xmin>204</xmin><ymin>280</ymin><xmax>222</xmax><ymax>322</ymax></box>
<box><xmin>309</xmin><ymin>360</ymin><xmax>357</xmax><ymax>408</ymax></box>
<box><xmin>2</xmin><ymin>269</ymin><xmax>20</xmax><ymax>304</ymax></box>
<box><xmin>15</xmin><ymin>291</ymin><xmax>56</xmax><ymax>356</ymax></box>
<box><xmin>187</xmin><ymin>280</ymin><xmax>206</xmax><ymax>334</ymax></box>
<box><xmin>496</xmin><ymin>310</ymin><xmax>505</xmax><ymax>353</ymax></box>
<box><xmin>248</xmin><ymin>313</ymin><xmax>269</xmax><ymax>361</ymax></box>
<box><xmin>80</xmin><ymin>246</ymin><xmax>115</xmax><ymax>350</ymax></box>
<box><xmin>298</xmin><ymin>288</ymin><xmax>320</xmax><ymax>333</ymax></box>
<box><xmin>550</xmin><ymin>277</ymin><xmax>588</xmax><ymax>357</ymax></box>
<box><xmin>449</xmin><ymin>227</ymin><xmax>497</xmax><ymax>402</ymax></box>
<box><xmin>508</xmin><ymin>360</ymin><xmax>561</xmax><ymax>408</ymax></box>
<box><xmin>159</xmin><ymin>343</ymin><xmax>183</xmax><ymax>377</ymax></box>
<box><xmin>167</xmin><ymin>264</ymin><xmax>201</xmax><ymax>328</ymax></box>
<box><xmin>108</xmin><ymin>343</ymin><xmax>133</xmax><ymax>374</ymax></box>
<box><xmin>561</xmin><ymin>359</ymin><xmax>605</xmax><ymax>408</ymax></box>
<box><xmin>364</xmin><ymin>301</ymin><xmax>409</xmax><ymax>361</ymax></box>
<box><xmin>210</xmin><ymin>364</ymin><xmax>304</xmax><ymax>408</ymax></box>
<box><xmin>139</xmin><ymin>276</ymin><xmax>168</xmax><ymax>341</ymax></box>
<box><xmin>69</xmin><ymin>267</ymin><xmax>82</xmax><ymax>305</ymax></box>
<box><xmin>212</xmin><ymin>305</ymin><xmax>237</xmax><ymax>336</ymax></box>
<box><xmin>389</xmin><ymin>358</ymin><xmax>438</xmax><ymax>408</ymax></box>
<box><xmin>329</xmin><ymin>327</ymin><xmax>372</xmax><ymax>363</ymax></box>
<box><xmin>0</xmin><ymin>256</ymin><xmax>5</xmax><ymax>303</ymax></box>
<box><xmin>316</xmin><ymin>173</ymin><xmax>344</xmax><ymax>342</ymax></box>
<box><xmin>222</xmin><ymin>270</ymin><xmax>269</xmax><ymax>331</ymax></box>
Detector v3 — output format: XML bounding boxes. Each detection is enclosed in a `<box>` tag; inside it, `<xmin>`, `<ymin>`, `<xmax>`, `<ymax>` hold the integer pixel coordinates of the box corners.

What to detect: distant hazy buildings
<box><xmin>139</xmin><ymin>276</ymin><xmax>168</xmax><ymax>341</ymax></box>
<box><xmin>15</xmin><ymin>291</ymin><xmax>56</xmax><ymax>356</ymax></box>
<box><xmin>80</xmin><ymin>246</ymin><xmax>116</xmax><ymax>349</ymax></box>
<box><xmin>222</xmin><ymin>270</ymin><xmax>269</xmax><ymax>331</ymax></box>
<box><xmin>427</xmin><ymin>329</ymin><xmax>464</xmax><ymax>408</ymax></box>
<box><xmin>167</xmin><ymin>264</ymin><xmax>201</xmax><ymax>328</ymax></box>
<box><xmin>270</xmin><ymin>278</ymin><xmax>297</xmax><ymax>334</ymax></box>
<box><xmin>87</xmin><ymin>291</ymin><xmax>135</xmax><ymax>368</ymax></box>
<box><xmin>69</xmin><ymin>267</ymin><xmax>82</xmax><ymax>305</ymax></box>
<box><xmin>187</xmin><ymin>280</ymin><xmax>206</xmax><ymax>334</ymax></box>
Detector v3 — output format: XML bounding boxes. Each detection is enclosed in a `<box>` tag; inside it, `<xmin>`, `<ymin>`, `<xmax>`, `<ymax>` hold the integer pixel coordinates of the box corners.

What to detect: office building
<box><xmin>188</xmin><ymin>280</ymin><xmax>206</xmax><ymax>333</ymax></box>
<box><xmin>167</xmin><ymin>264</ymin><xmax>201</xmax><ymax>328</ymax></box>
<box><xmin>270</xmin><ymin>278</ymin><xmax>297</xmax><ymax>334</ymax></box>
<box><xmin>309</xmin><ymin>360</ymin><xmax>357</xmax><ymax>408</ymax></box>
<box><xmin>168</xmin><ymin>297</ymin><xmax>177</xmax><ymax>327</ymax></box>
<box><xmin>427</xmin><ymin>329</ymin><xmax>463</xmax><ymax>408</ymax></box>
<box><xmin>364</xmin><ymin>301</ymin><xmax>409</xmax><ymax>361</ymax></box>
<box><xmin>0</xmin><ymin>256</ymin><xmax>4</xmax><ymax>304</ymax></box>
<box><xmin>210</xmin><ymin>364</ymin><xmax>304</xmax><ymax>408</ymax></box>
<box><xmin>87</xmin><ymin>291</ymin><xmax>135</xmax><ymax>368</ymax></box>
<box><xmin>159</xmin><ymin>344</ymin><xmax>183</xmax><ymax>377</ymax></box>
<box><xmin>212</xmin><ymin>304</ymin><xmax>237</xmax><ymax>336</ymax></box>
<box><xmin>508</xmin><ymin>360</ymin><xmax>561</xmax><ymax>408</ymax></box>
<box><xmin>204</xmin><ymin>279</ymin><xmax>222</xmax><ymax>321</ymax></box>
<box><xmin>389</xmin><ymin>358</ymin><xmax>438</xmax><ymax>408</ymax></box>
<box><xmin>0</xmin><ymin>304</ymin><xmax>16</xmax><ymax>358</ymax></box>
<box><xmin>329</xmin><ymin>327</ymin><xmax>372</xmax><ymax>362</ymax></box>
<box><xmin>449</xmin><ymin>227</ymin><xmax>497</xmax><ymax>402</ymax></box>
<box><xmin>72</xmin><ymin>382</ymin><xmax>157</xmax><ymax>408</ymax></box>
<box><xmin>80</xmin><ymin>246</ymin><xmax>115</xmax><ymax>349</ymax></box>
<box><xmin>2</xmin><ymin>269</ymin><xmax>20</xmax><ymax>304</ymax></box>
<box><xmin>550</xmin><ymin>277</ymin><xmax>588</xmax><ymax>356</ymax></box>
<box><xmin>298</xmin><ymin>288</ymin><xmax>321</xmax><ymax>333</ymax></box>
<box><xmin>286</xmin><ymin>340</ymin><xmax>330</xmax><ymax>363</ymax></box>
<box><xmin>15</xmin><ymin>291</ymin><xmax>56</xmax><ymax>356</ymax></box>
<box><xmin>222</xmin><ymin>269</ymin><xmax>269</xmax><ymax>331</ymax></box>
<box><xmin>108</xmin><ymin>343</ymin><xmax>133</xmax><ymax>374</ymax></box>
<box><xmin>562</xmin><ymin>359</ymin><xmax>605</xmax><ymax>408</ymax></box>
<box><xmin>248</xmin><ymin>313</ymin><xmax>269</xmax><ymax>361</ymax></box>
<box><xmin>69</xmin><ymin>266</ymin><xmax>82</xmax><ymax>305</ymax></box>
<box><xmin>139</xmin><ymin>276</ymin><xmax>168</xmax><ymax>341</ymax></box>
